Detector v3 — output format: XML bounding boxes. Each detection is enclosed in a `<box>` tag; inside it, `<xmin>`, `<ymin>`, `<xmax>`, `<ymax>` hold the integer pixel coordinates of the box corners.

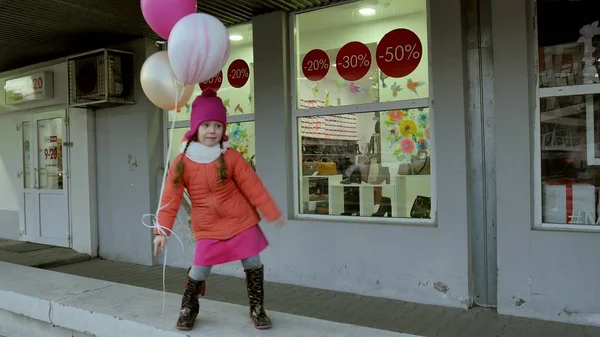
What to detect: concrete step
<box><xmin>0</xmin><ymin>261</ymin><xmax>421</xmax><ymax>337</ymax></box>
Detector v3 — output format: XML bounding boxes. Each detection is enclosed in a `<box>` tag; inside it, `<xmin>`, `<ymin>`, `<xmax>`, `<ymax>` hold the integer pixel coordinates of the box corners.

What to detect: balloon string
<box><xmin>141</xmin><ymin>81</ymin><xmax>187</xmax><ymax>313</ymax></box>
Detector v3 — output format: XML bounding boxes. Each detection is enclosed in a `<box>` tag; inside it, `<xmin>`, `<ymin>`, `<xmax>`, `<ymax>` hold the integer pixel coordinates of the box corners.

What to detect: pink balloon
<box><xmin>141</xmin><ymin>0</ymin><xmax>197</xmax><ymax>40</ymax></box>
<box><xmin>168</xmin><ymin>13</ymin><xmax>231</xmax><ymax>85</ymax></box>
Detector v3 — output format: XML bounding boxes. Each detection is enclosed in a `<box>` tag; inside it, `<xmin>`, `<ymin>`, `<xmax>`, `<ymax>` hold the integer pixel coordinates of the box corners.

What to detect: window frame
<box><xmin>532</xmin><ymin>2</ymin><xmax>600</xmax><ymax>230</ymax></box>
<box><xmin>288</xmin><ymin>2</ymin><xmax>436</xmax><ymax>224</ymax></box>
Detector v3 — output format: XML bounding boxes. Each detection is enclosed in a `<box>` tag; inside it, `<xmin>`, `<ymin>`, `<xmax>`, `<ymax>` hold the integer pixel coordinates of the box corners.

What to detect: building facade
<box><xmin>0</xmin><ymin>0</ymin><xmax>599</xmax><ymax>326</ymax></box>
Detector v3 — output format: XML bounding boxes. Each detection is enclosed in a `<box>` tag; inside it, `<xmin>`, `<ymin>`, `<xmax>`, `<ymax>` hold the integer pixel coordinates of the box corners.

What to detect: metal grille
<box><xmin>0</xmin><ymin>0</ymin><xmax>349</xmax><ymax>73</ymax></box>
<box><xmin>68</xmin><ymin>49</ymin><xmax>135</xmax><ymax>108</ymax></box>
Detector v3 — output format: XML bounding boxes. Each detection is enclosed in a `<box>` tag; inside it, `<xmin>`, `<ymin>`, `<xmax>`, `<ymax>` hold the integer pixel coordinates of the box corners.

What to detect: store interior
<box><xmin>537</xmin><ymin>0</ymin><xmax>600</xmax><ymax>225</ymax></box>
<box><xmin>298</xmin><ymin>108</ymin><xmax>431</xmax><ymax>218</ymax></box>
<box><xmin>295</xmin><ymin>1</ymin><xmax>431</xmax><ymax>219</ymax></box>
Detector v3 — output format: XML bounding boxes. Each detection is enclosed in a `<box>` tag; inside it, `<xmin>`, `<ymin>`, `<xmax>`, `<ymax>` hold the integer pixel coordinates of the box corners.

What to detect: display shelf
<box><xmin>329</xmin><ymin>175</ymin><xmax>430</xmax><ymax>217</ymax></box>
<box><xmin>300</xmin><ymin>172</ymin><xmax>431</xmax><ymax>218</ymax></box>
<box><xmin>394</xmin><ymin>175</ymin><xmax>431</xmax><ymax>218</ymax></box>
<box><xmin>300</xmin><ymin>174</ymin><xmax>343</xmax><ymax>214</ymax></box>
<box><xmin>329</xmin><ymin>182</ymin><xmax>396</xmax><ymax>216</ymax></box>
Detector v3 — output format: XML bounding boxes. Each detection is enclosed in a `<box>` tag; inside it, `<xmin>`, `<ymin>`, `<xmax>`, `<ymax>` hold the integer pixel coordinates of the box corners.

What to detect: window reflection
<box><xmin>540</xmin><ymin>95</ymin><xmax>600</xmax><ymax>225</ymax></box>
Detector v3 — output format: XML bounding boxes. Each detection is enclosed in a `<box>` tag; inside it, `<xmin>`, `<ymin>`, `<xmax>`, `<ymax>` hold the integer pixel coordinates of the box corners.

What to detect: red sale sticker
<box><xmin>376</xmin><ymin>29</ymin><xmax>423</xmax><ymax>78</ymax></box>
<box><xmin>44</xmin><ymin>146</ymin><xmax>58</xmax><ymax>160</ymax></box>
<box><xmin>336</xmin><ymin>41</ymin><xmax>372</xmax><ymax>82</ymax></box>
<box><xmin>302</xmin><ymin>49</ymin><xmax>330</xmax><ymax>81</ymax></box>
<box><xmin>199</xmin><ymin>70</ymin><xmax>223</xmax><ymax>91</ymax></box>
<box><xmin>227</xmin><ymin>59</ymin><xmax>250</xmax><ymax>88</ymax></box>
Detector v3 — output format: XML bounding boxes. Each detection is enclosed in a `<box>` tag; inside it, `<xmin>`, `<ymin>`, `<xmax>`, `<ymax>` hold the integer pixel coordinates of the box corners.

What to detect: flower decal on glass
<box><xmin>226</xmin><ymin>123</ymin><xmax>254</xmax><ymax>168</ymax></box>
<box><xmin>416</xmin><ymin>138</ymin><xmax>429</xmax><ymax>152</ymax></box>
<box><xmin>417</xmin><ymin>111</ymin><xmax>428</xmax><ymax>128</ymax></box>
<box><xmin>400</xmin><ymin>119</ymin><xmax>417</xmax><ymax>137</ymax></box>
<box><xmin>401</xmin><ymin>138</ymin><xmax>415</xmax><ymax>153</ymax></box>
<box><xmin>384</xmin><ymin>108</ymin><xmax>431</xmax><ymax>162</ymax></box>
<box><xmin>388</xmin><ymin>110</ymin><xmax>404</xmax><ymax>122</ymax></box>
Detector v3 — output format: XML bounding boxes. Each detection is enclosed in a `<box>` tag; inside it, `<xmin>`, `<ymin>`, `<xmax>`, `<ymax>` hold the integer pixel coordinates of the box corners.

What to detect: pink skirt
<box><xmin>193</xmin><ymin>225</ymin><xmax>269</xmax><ymax>266</ymax></box>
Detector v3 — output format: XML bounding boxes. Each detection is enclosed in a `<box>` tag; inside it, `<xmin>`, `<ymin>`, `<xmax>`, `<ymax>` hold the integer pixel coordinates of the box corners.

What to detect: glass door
<box><xmin>19</xmin><ymin>110</ymin><xmax>70</xmax><ymax>247</ymax></box>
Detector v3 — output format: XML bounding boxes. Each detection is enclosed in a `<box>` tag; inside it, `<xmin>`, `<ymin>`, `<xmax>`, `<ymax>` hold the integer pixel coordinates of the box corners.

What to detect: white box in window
<box><xmin>543</xmin><ymin>183</ymin><xmax>598</xmax><ymax>225</ymax></box>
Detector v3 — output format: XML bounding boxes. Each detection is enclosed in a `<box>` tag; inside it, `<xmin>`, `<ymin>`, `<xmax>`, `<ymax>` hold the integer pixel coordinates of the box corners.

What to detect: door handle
<box><xmin>33</xmin><ymin>168</ymin><xmax>39</xmax><ymax>189</ymax></box>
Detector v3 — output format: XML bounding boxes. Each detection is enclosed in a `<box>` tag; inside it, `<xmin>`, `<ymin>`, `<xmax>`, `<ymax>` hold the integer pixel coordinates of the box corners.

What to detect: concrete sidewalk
<box><xmin>1</xmin><ymin>239</ymin><xmax>598</xmax><ymax>336</ymax></box>
<box><xmin>47</xmin><ymin>258</ymin><xmax>600</xmax><ymax>337</ymax></box>
<box><xmin>0</xmin><ymin>261</ymin><xmax>421</xmax><ymax>337</ymax></box>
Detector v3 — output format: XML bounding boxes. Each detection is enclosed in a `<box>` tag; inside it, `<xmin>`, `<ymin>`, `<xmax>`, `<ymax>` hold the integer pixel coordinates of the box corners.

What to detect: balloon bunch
<box><xmin>140</xmin><ymin>0</ymin><xmax>231</xmax><ymax>111</ymax></box>
<box><xmin>139</xmin><ymin>0</ymin><xmax>231</xmax><ymax>313</ymax></box>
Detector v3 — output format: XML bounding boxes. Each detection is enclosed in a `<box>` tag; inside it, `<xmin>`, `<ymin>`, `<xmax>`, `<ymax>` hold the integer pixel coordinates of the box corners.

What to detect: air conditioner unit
<box><xmin>68</xmin><ymin>48</ymin><xmax>135</xmax><ymax>109</ymax></box>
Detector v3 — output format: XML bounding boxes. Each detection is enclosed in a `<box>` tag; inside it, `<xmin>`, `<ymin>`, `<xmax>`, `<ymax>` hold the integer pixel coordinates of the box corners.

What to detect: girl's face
<box><xmin>197</xmin><ymin>121</ymin><xmax>224</xmax><ymax>147</ymax></box>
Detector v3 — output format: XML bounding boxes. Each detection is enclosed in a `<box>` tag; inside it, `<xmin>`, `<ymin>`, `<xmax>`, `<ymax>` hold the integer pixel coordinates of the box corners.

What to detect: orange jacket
<box><xmin>155</xmin><ymin>149</ymin><xmax>281</xmax><ymax>241</ymax></box>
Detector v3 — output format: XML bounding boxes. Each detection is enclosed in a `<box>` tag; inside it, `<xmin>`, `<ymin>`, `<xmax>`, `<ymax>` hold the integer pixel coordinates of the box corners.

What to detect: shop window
<box><xmin>293</xmin><ymin>0</ymin><xmax>434</xmax><ymax>221</ymax></box>
<box><xmin>165</xmin><ymin>23</ymin><xmax>256</xmax><ymax>169</ymax></box>
<box><xmin>535</xmin><ymin>0</ymin><xmax>600</xmax><ymax>228</ymax></box>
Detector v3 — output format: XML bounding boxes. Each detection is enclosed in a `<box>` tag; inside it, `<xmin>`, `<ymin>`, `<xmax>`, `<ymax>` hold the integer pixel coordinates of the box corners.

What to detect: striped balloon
<box><xmin>168</xmin><ymin>13</ymin><xmax>231</xmax><ymax>85</ymax></box>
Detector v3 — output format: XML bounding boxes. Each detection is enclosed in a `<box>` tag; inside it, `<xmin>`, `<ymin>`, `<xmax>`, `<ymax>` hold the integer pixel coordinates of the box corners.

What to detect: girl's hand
<box><xmin>153</xmin><ymin>235</ymin><xmax>166</xmax><ymax>256</ymax></box>
<box><xmin>275</xmin><ymin>217</ymin><xmax>286</xmax><ymax>228</ymax></box>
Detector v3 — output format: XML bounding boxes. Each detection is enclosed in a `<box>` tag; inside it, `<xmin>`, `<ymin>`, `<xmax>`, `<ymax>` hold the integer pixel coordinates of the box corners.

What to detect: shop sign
<box><xmin>4</xmin><ymin>71</ymin><xmax>54</xmax><ymax>105</ymax></box>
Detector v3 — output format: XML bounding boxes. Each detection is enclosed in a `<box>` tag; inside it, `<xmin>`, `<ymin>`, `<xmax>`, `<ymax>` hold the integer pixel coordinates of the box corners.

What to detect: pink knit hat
<box><xmin>184</xmin><ymin>88</ymin><xmax>228</xmax><ymax>141</ymax></box>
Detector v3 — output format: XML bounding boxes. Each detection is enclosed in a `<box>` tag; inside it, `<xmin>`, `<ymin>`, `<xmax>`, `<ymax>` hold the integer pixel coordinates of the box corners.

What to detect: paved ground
<box><xmin>0</xmin><ymin>239</ymin><xmax>90</xmax><ymax>268</ymax></box>
<box><xmin>2</xmin><ymin>239</ymin><xmax>599</xmax><ymax>336</ymax></box>
<box><xmin>47</xmin><ymin>259</ymin><xmax>598</xmax><ymax>337</ymax></box>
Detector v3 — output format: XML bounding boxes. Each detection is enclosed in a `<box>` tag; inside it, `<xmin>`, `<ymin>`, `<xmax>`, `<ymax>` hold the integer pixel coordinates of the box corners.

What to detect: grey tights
<box><xmin>188</xmin><ymin>254</ymin><xmax>262</xmax><ymax>281</ymax></box>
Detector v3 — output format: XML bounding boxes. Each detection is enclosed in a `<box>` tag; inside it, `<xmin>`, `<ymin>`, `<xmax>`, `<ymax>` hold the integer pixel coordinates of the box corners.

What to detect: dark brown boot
<box><xmin>182</xmin><ymin>267</ymin><xmax>208</xmax><ymax>290</ymax></box>
<box><xmin>245</xmin><ymin>266</ymin><xmax>272</xmax><ymax>329</ymax></box>
<box><xmin>176</xmin><ymin>277</ymin><xmax>206</xmax><ymax>331</ymax></box>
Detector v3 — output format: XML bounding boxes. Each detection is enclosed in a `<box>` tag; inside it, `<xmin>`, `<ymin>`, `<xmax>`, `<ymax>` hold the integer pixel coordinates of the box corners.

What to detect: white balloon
<box><xmin>140</xmin><ymin>51</ymin><xmax>194</xmax><ymax>110</ymax></box>
<box><xmin>168</xmin><ymin>13</ymin><xmax>231</xmax><ymax>85</ymax></box>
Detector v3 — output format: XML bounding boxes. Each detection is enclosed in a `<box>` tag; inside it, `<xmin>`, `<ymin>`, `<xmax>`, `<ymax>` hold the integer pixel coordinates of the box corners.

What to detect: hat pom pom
<box><xmin>201</xmin><ymin>88</ymin><xmax>218</xmax><ymax>98</ymax></box>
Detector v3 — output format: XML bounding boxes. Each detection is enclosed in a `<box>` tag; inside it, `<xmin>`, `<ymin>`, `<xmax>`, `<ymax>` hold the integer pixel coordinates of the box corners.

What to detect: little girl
<box><xmin>153</xmin><ymin>88</ymin><xmax>285</xmax><ymax>331</ymax></box>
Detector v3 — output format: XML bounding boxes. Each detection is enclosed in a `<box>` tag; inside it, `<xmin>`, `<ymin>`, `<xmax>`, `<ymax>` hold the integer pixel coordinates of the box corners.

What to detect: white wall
<box><xmin>0</xmin><ymin>111</ymin><xmax>25</xmax><ymax>240</ymax></box>
<box><xmin>0</xmin><ymin>62</ymin><xmax>69</xmax><ymax>241</ymax></box>
<box><xmin>0</xmin><ymin>60</ymin><xmax>99</xmax><ymax>255</ymax></box>
<box><xmin>493</xmin><ymin>0</ymin><xmax>600</xmax><ymax>325</ymax></box>
<box><xmin>200</xmin><ymin>2</ymin><xmax>471</xmax><ymax>309</ymax></box>
<box><xmin>69</xmin><ymin>108</ymin><xmax>98</xmax><ymax>256</ymax></box>
<box><xmin>95</xmin><ymin>38</ymin><xmax>163</xmax><ymax>266</ymax></box>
